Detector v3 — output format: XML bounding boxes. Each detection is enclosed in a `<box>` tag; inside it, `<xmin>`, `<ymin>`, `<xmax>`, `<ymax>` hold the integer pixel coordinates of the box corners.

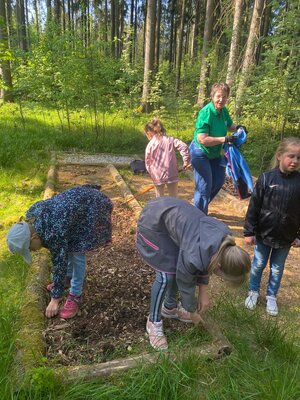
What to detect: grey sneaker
<box><xmin>245</xmin><ymin>291</ymin><xmax>259</xmax><ymax>310</ymax></box>
<box><xmin>161</xmin><ymin>302</ymin><xmax>192</xmax><ymax>323</ymax></box>
<box><xmin>266</xmin><ymin>296</ymin><xmax>278</xmax><ymax>316</ymax></box>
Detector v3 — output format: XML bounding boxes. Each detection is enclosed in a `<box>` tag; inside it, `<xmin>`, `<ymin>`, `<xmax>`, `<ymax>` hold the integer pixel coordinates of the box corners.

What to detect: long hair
<box><xmin>271</xmin><ymin>137</ymin><xmax>300</xmax><ymax>169</ymax></box>
<box><xmin>144</xmin><ymin>117</ymin><xmax>166</xmax><ymax>137</ymax></box>
<box><xmin>208</xmin><ymin>235</ymin><xmax>251</xmax><ymax>285</ymax></box>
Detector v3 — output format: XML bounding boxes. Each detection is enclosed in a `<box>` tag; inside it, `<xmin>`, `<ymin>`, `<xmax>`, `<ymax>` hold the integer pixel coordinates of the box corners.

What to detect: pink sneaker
<box><xmin>146</xmin><ymin>317</ymin><xmax>168</xmax><ymax>351</ymax></box>
<box><xmin>161</xmin><ymin>302</ymin><xmax>192</xmax><ymax>323</ymax></box>
<box><xmin>59</xmin><ymin>294</ymin><xmax>81</xmax><ymax>319</ymax></box>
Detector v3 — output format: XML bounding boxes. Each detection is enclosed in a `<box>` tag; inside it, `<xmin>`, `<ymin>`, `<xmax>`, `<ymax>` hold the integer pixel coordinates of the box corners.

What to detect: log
<box><xmin>200</xmin><ymin>316</ymin><xmax>232</xmax><ymax>356</ymax></box>
<box><xmin>55</xmin><ymin>342</ymin><xmax>226</xmax><ymax>382</ymax></box>
<box><xmin>107</xmin><ymin>163</ymin><xmax>143</xmax><ymax>218</ymax></box>
<box><xmin>44</xmin><ymin>153</ymin><xmax>57</xmax><ymax>200</ymax></box>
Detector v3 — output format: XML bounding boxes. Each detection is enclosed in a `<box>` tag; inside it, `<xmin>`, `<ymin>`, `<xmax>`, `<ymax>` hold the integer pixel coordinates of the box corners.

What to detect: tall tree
<box><xmin>226</xmin><ymin>0</ymin><xmax>244</xmax><ymax>88</ymax></box>
<box><xmin>16</xmin><ymin>0</ymin><xmax>28</xmax><ymax>51</ymax></box>
<box><xmin>236</xmin><ymin>0</ymin><xmax>265</xmax><ymax>115</ymax></box>
<box><xmin>175</xmin><ymin>0</ymin><xmax>187</xmax><ymax>95</ymax></box>
<box><xmin>197</xmin><ymin>0</ymin><xmax>214</xmax><ymax>107</ymax></box>
<box><xmin>0</xmin><ymin>0</ymin><xmax>13</xmax><ymax>102</ymax></box>
<box><xmin>141</xmin><ymin>0</ymin><xmax>156</xmax><ymax>112</ymax></box>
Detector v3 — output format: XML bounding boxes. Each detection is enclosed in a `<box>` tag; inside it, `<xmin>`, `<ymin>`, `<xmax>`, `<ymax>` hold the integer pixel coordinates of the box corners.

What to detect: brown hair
<box><xmin>271</xmin><ymin>137</ymin><xmax>300</xmax><ymax>168</ymax></box>
<box><xmin>144</xmin><ymin>117</ymin><xmax>166</xmax><ymax>137</ymax></box>
<box><xmin>210</xmin><ymin>82</ymin><xmax>230</xmax><ymax>98</ymax></box>
<box><xmin>208</xmin><ymin>235</ymin><xmax>251</xmax><ymax>286</ymax></box>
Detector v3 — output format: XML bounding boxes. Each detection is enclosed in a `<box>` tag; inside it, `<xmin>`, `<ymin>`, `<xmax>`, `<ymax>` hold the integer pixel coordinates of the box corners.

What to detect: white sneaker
<box><xmin>146</xmin><ymin>317</ymin><xmax>168</xmax><ymax>351</ymax></box>
<box><xmin>245</xmin><ymin>291</ymin><xmax>259</xmax><ymax>310</ymax></box>
<box><xmin>266</xmin><ymin>296</ymin><xmax>278</xmax><ymax>316</ymax></box>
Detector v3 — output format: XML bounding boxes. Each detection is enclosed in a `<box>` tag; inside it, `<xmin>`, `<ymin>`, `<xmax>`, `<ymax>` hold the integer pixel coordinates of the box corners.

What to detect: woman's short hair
<box><xmin>210</xmin><ymin>83</ymin><xmax>230</xmax><ymax>98</ymax></box>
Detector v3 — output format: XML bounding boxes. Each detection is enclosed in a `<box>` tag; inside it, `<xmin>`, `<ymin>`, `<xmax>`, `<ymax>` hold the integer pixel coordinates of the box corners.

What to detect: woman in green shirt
<box><xmin>190</xmin><ymin>83</ymin><xmax>243</xmax><ymax>213</ymax></box>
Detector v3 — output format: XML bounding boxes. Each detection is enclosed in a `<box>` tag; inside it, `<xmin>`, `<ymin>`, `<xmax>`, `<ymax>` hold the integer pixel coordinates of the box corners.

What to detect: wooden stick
<box><xmin>125</xmin><ymin>185</ymin><xmax>155</xmax><ymax>203</ymax></box>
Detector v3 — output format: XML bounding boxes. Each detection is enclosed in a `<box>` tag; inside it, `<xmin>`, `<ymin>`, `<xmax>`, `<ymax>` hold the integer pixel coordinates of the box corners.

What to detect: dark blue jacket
<box><xmin>244</xmin><ymin>168</ymin><xmax>300</xmax><ymax>248</ymax></box>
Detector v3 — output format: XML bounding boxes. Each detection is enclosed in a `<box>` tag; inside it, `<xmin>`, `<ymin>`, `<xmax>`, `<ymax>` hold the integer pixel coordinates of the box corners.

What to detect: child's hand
<box><xmin>45</xmin><ymin>298</ymin><xmax>61</xmax><ymax>318</ymax></box>
<box><xmin>183</xmin><ymin>163</ymin><xmax>191</xmax><ymax>170</ymax></box>
<box><xmin>190</xmin><ymin>311</ymin><xmax>204</xmax><ymax>325</ymax></box>
<box><xmin>244</xmin><ymin>236</ymin><xmax>255</xmax><ymax>246</ymax></box>
<box><xmin>292</xmin><ymin>238</ymin><xmax>300</xmax><ymax>247</ymax></box>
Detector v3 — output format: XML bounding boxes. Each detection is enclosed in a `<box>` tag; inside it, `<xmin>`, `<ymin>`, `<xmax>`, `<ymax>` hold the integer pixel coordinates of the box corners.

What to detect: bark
<box><xmin>16</xmin><ymin>0</ymin><xmax>28</xmax><ymax>51</ymax></box>
<box><xmin>0</xmin><ymin>0</ymin><xmax>14</xmax><ymax>102</ymax></box>
<box><xmin>154</xmin><ymin>0</ymin><xmax>161</xmax><ymax>72</ymax></box>
<box><xmin>175</xmin><ymin>0</ymin><xmax>187</xmax><ymax>95</ymax></box>
<box><xmin>168</xmin><ymin>0</ymin><xmax>175</xmax><ymax>71</ymax></box>
<box><xmin>190</xmin><ymin>0</ymin><xmax>200</xmax><ymax>59</ymax></box>
<box><xmin>197</xmin><ymin>0</ymin><xmax>214</xmax><ymax>107</ymax></box>
<box><xmin>141</xmin><ymin>0</ymin><xmax>156</xmax><ymax>112</ymax></box>
<box><xmin>236</xmin><ymin>0</ymin><xmax>265</xmax><ymax>115</ymax></box>
<box><xmin>33</xmin><ymin>0</ymin><xmax>40</xmax><ymax>38</ymax></box>
<box><xmin>226</xmin><ymin>0</ymin><xmax>244</xmax><ymax>88</ymax></box>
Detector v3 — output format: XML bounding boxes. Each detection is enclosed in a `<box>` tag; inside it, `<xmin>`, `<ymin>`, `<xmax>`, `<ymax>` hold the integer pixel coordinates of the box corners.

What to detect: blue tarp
<box><xmin>223</xmin><ymin>130</ymin><xmax>254</xmax><ymax>200</ymax></box>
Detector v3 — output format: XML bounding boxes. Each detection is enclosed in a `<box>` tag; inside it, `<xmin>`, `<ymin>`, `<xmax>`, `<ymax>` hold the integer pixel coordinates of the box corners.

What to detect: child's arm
<box><xmin>173</xmin><ymin>138</ymin><xmax>191</xmax><ymax>169</ymax></box>
<box><xmin>197</xmin><ymin>283</ymin><xmax>210</xmax><ymax>313</ymax></box>
<box><xmin>244</xmin><ymin>174</ymin><xmax>265</xmax><ymax>239</ymax></box>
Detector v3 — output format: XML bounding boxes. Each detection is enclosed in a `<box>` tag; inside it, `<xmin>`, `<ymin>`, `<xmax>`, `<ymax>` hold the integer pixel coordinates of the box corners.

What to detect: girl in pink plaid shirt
<box><xmin>145</xmin><ymin>117</ymin><xmax>191</xmax><ymax>197</ymax></box>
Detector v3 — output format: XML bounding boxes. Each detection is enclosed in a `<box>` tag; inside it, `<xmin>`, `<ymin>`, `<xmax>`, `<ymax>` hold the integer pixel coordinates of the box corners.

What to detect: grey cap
<box><xmin>6</xmin><ymin>222</ymin><xmax>32</xmax><ymax>264</ymax></box>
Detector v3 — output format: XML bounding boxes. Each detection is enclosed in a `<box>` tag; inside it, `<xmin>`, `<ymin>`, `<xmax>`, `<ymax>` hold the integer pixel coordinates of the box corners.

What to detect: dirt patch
<box><xmin>45</xmin><ymin>164</ymin><xmax>300</xmax><ymax>365</ymax></box>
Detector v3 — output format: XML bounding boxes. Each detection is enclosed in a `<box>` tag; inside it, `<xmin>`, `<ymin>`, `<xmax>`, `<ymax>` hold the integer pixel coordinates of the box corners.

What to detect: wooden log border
<box><xmin>15</xmin><ymin>152</ymin><xmax>233</xmax><ymax>384</ymax></box>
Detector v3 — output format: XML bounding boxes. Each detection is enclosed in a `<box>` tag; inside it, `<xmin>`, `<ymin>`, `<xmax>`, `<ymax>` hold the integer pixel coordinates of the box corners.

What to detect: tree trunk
<box><xmin>190</xmin><ymin>0</ymin><xmax>200</xmax><ymax>59</ymax></box>
<box><xmin>33</xmin><ymin>0</ymin><xmax>40</xmax><ymax>38</ymax></box>
<box><xmin>141</xmin><ymin>0</ymin><xmax>156</xmax><ymax>112</ymax></box>
<box><xmin>236</xmin><ymin>0</ymin><xmax>265</xmax><ymax>115</ymax></box>
<box><xmin>168</xmin><ymin>0</ymin><xmax>175</xmax><ymax>71</ymax></box>
<box><xmin>226</xmin><ymin>0</ymin><xmax>244</xmax><ymax>88</ymax></box>
<box><xmin>154</xmin><ymin>0</ymin><xmax>161</xmax><ymax>72</ymax></box>
<box><xmin>175</xmin><ymin>0</ymin><xmax>186</xmax><ymax>95</ymax></box>
<box><xmin>16</xmin><ymin>0</ymin><xmax>28</xmax><ymax>51</ymax></box>
<box><xmin>197</xmin><ymin>0</ymin><xmax>214</xmax><ymax>107</ymax></box>
<box><xmin>0</xmin><ymin>0</ymin><xmax>14</xmax><ymax>102</ymax></box>
<box><xmin>111</xmin><ymin>0</ymin><xmax>116</xmax><ymax>56</ymax></box>
<box><xmin>256</xmin><ymin>0</ymin><xmax>272</xmax><ymax>64</ymax></box>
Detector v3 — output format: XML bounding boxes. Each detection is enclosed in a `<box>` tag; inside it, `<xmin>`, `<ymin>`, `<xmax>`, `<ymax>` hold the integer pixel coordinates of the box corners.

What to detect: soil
<box><xmin>44</xmin><ymin>164</ymin><xmax>300</xmax><ymax>366</ymax></box>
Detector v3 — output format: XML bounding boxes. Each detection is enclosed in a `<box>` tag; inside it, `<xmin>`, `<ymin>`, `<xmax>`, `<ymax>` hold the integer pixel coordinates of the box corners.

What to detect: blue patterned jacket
<box><xmin>26</xmin><ymin>185</ymin><xmax>113</xmax><ymax>298</ymax></box>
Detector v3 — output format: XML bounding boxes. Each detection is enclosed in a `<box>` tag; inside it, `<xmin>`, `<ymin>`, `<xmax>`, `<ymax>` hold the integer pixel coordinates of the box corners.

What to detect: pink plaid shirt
<box><xmin>145</xmin><ymin>135</ymin><xmax>190</xmax><ymax>185</ymax></box>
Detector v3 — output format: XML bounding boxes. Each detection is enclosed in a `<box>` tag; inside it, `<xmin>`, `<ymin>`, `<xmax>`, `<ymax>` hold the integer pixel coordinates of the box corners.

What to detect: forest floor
<box><xmin>44</xmin><ymin>164</ymin><xmax>300</xmax><ymax>366</ymax></box>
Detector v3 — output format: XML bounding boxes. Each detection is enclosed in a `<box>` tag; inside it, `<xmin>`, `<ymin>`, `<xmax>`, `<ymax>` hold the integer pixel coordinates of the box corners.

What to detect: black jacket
<box><xmin>244</xmin><ymin>168</ymin><xmax>300</xmax><ymax>248</ymax></box>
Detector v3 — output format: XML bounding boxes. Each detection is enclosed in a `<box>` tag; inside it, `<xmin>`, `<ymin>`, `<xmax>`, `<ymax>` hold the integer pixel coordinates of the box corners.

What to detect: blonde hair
<box><xmin>144</xmin><ymin>117</ymin><xmax>166</xmax><ymax>137</ymax></box>
<box><xmin>208</xmin><ymin>235</ymin><xmax>251</xmax><ymax>286</ymax></box>
<box><xmin>271</xmin><ymin>137</ymin><xmax>300</xmax><ymax>169</ymax></box>
<box><xmin>210</xmin><ymin>82</ymin><xmax>230</xmax><ymax>98</ymax></box>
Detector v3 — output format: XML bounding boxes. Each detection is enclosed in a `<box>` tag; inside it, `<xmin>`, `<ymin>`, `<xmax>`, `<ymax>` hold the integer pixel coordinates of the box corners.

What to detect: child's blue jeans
<box><xmin>249</xmin><ymin>239</ymin><xmax>290</xmax><ymax>297</ymax></box>
<box><xmin>149</xmin><ymin>271</ymin><xmax>179</xmax><ymax>322</ymax></box>
<box><xmin>189</xmin><ymin>140</ymin><xmax>225</xmax><ymax>214</ymax></box>
<box><xmin>67</xmin><ymin>253</ymin><xmax>87</xmax><ymax>296</ymax></box>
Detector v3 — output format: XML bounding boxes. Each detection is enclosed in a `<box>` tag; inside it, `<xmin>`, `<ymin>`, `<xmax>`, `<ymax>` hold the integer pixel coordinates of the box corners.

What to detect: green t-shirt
<box><xmin>193</xmin><ymin>101</ymin><xmax>233</xmax><ymax>159</ymax></box>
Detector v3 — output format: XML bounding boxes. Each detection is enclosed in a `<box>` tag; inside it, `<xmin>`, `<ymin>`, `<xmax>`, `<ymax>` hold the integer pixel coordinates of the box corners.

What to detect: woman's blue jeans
<box><xmin>149</xmin><ymin>271</ymin><xmax>178</xmax><ymax>322</ymax></box>
<box><xmin>189</xmin><ymin>141</ymin><xmax>225</xmax><ymax>214</ymax></box>
<box><xmin>249</xmin><ymin>239</ymin><xmax>290</xmax><ymax>297</ymax></box>
<box><xmin>67</xmin><ymin>253</ymin><xmax>87</xmax><ymax>296</ymax></box>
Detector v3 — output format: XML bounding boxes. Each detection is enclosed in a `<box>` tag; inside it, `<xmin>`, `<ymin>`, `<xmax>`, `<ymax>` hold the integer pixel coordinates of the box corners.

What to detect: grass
<box><xmin>0</xmin><ymin>103</ymin><xmax>299</xmax><ymax>399</ymax></box>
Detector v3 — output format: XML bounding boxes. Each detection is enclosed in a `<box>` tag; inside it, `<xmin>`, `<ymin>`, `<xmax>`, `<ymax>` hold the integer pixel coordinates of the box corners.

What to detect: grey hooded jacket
<box><xmin>136</xmin><ymin>197</ymin><xmax>231</xmax><ymax>312</ymax></box>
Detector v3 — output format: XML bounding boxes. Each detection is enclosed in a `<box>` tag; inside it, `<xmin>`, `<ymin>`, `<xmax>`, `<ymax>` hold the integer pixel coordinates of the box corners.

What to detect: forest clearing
<box><xmin>1</xmin><ymin>0</ymin><xmax>299</xmax><ymax>398</ymax></box>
